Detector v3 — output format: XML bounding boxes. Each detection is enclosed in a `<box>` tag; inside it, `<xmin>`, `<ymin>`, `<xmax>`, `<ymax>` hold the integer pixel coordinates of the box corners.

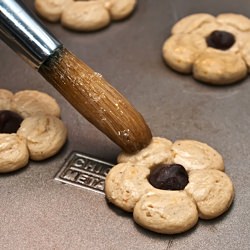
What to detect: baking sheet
<box><xmin>1</xmin><ymin>0</ymin><xmax>250</xmax><ymax>249</ymax></box>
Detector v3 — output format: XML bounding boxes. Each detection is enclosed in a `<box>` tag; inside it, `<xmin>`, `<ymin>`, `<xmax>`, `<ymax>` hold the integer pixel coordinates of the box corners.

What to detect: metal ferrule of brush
<box><xmin>0</xmin><ymin>0</ymin><xmax>62</xmax><ymax>69</ymax></box>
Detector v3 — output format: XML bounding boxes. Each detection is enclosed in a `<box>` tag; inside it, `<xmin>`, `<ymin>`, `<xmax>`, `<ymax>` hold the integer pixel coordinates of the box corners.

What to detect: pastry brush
<box><xmin>0</xmin><ymin>0</ymin><xmax>152</xmax><ymax>153</ymax></box>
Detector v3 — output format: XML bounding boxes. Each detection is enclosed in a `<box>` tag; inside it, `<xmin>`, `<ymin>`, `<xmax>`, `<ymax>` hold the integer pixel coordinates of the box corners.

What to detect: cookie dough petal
<box><xmin>217</xmin><ymin>13</ymin><xmax>250</xmax><ymax>31</ymax></box>
<box><xmin>193</xmin><ymin>22</ymin><xmax>220</xmax><ymax>37</ymax></box>
<box><xmin>0</xmin><ymin>89</ymin><xmax>13</xmax><ymax>110</ymax></box>
<box><xmin>162</xmin><ymin>34</ymin><xmax>206</xmax><ymax>73</ymax></box>
<box><xmin>61</xmin><ymin>1</ymin><xmax>110</xmax><ymax>31</ymax></box>
<box><xmin>193</xmin><ymin>48</ymin><xmax>247</xmax><ymax>85</ymax></box>
<box><xmin>172</xmin><ymin>13</ymin><xmax>216</xmax><ymax>34</ymax></box>
<box><xmin>103</xmin><ymin>0</ymin><xmax>137</xmax><ymax>20</ymax></box>
<box><xmin>105</xmin><ymin>163</ymin><xmax>152</xmax><ymax>212</ymax></box>
<box><xmin>241</xmin><ymin>40</ymin><xmax>250</xmax><ymax>72</ymax></box>
<box><xmin>12</xmin><ymin>90</ymin><xmax>61</xmax><ymax>118</ymax></box>
<box><xmin>172</xmin><ymin>140</ymin><xmax>224</xmax><ymax>171</ymax></box>
<box><xmin>35</xmin><ymin>0</ymin><xmax>73</xmax><ymax>22</ymax></box>
<box><xmin>133</xmin><ymin>190</ymin><xmax>198</xmax><ymax>234</ymax></box>
<box><xmin>0</xmin><ymin>134</ymin><xmax>29</xmax><ymax>173</ymax></box>
<box><xmin>185</xmin><ymin>169</ymin><xmax>234</xmax><ymax>219</ymax></box>
<box><xmin>17</xmin><ymin>115</ymin><xmax>67</xmax><ymax>160</ymax></box>
<box><xmin>118</xmin><ymin>137</ymin><xmax>173</xmax><ymax>167</ymax></box>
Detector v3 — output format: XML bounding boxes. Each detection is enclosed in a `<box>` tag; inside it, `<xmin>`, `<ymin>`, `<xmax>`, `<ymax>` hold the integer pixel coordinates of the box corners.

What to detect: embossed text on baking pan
<box><xmin>54</xmin><ymin>152</ymin><xmax>113</xmax><ymax>194</ymax></box>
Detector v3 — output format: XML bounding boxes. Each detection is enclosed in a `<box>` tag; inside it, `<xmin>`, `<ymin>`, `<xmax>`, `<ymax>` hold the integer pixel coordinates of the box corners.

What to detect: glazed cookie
<box><xmin>35</xmin><ymin>0</ymin><xmax>137</xmax><ymax>31</ymax></box>
<box><xmin>118</xmin><ymin>137</ymin><xmax>173</xmax><ymax>167</ymax></box>
<box><xmin>0</xmin><ymin>89</ymin><xmax>67</xmax><ymax>173</ymax></box>
<box><xmin>171</xmin><ymin>140</ymin><xmax>224</xmax><ymax>171</ymax></box>
<box><xmin>162</xmin><ymin>13</ymin><xmax>250</xmax><ymax>85</ymax></box>
<box><xmin>105</xmin><ymin>137</ymin><xmax>234</xmax><ymax>234</ymax></box>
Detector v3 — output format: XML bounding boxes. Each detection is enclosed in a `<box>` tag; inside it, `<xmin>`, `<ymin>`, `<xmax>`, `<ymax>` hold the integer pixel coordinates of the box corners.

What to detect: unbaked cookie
<box><xmin>12</xmin><ymin>90</ymin><xmax>61</xmax><ymax>118</ymax></box>
<box><xmin>0</xmin><ymin>134</ymin><xmax>29</xmax><ymax>173</ymax></box>
<box><xmin>0</xmin><ymin>89</ymin><xmax>67</xmax><ymax>173</ymax></box>
<box><xmin>35</xmin><ymin>0</ymin><xmax>137</xmax><ymax>31</ymax></box>
<box><xmin>105</xmin><ymin>137</ymin><xmax>234</xmax><ymax>234</ymax></box>
<box><xmin>61</xmin><ymin>1</ymin><xmax>111</xmax><ymax>31</ymax></box>
<box><xmin>0</xmin><ymin>89</ymin><xmax>13</xmax><ymax>110</ymax></box>
<box><xmin>17</xmin><ymin>115</ymin><xmax>67</xmax><ymax>160</ymax></box>
<box><xmin>162</xmin><ymin>13</ymin><xmax>250</xmax><ymax>85</ymax></box>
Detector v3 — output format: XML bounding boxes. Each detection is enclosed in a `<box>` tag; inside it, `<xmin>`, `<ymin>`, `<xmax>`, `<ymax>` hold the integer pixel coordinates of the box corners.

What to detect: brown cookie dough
<box><xmin>35</xmin><ymin>0</ymin><xmax>137</xmax><ymax>31</ymax></box>
<box><xmin>0</xmin><ymin>89</ymin><xmax>67</xmax><ymax>173</ymax></box>
<box><xmin>105</xmin><ymin>137</ymin><xmax>234</xmax><ymax>234</ymax></box>
<box><xmin>162</xmin><ymin>13</ymin><xmax>250</xmax><ymax>85</ymax></box>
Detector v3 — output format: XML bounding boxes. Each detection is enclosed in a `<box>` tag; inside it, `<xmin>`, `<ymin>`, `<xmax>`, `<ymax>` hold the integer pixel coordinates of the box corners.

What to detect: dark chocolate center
<box><xmin>0</xmin><ymin>110</ymin><xmax>23</xmax><ymax>133</ymax></box>
<box><xmin>148</xmin><ymin>164</ymin><xmax>189</xmax><ymax>190</ymax></box>
<box><xmin>206</xmin><ymin>30</ymin><xmax>235</xmax><ymax>50</ymax></box>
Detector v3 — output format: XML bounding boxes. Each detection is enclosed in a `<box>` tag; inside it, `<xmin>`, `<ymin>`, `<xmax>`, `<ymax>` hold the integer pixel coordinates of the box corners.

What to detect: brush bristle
<box><xmin>39</xmin><ymin>48</ymin><xmax>152</xmax><ymax>153</ymax></box>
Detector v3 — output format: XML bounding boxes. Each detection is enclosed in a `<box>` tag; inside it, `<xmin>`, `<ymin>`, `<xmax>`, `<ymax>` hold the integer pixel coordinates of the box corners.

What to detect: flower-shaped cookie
<box><xmin>35</xmin><ymin>0</ymin><xmax>137</xmax><ymax>31</ymax></box>
<box><xmin>0</xmin><ymin>89</ymin><xmax>67</xmax><ymax>173</ymax></box>
<box><xmin>162</xmin><ymin>13</ymin><xmax>250</xmax><ymax>85</ymax></box>
<box><xmin>105</xmin><ymin>137</ymin><xmax>234</xmax><ymax>234</ymax></box>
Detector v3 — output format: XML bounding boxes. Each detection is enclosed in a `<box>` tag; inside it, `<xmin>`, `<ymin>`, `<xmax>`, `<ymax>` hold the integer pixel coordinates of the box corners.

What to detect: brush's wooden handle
<box><xmin>39</xmin><ymin>48</ymin><xmax>152</xmax><ymax>153</ymax></box>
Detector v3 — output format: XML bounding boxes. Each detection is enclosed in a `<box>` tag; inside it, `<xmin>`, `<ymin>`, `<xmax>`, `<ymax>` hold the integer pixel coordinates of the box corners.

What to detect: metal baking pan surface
<box><xmin>1</xmin><ymin>0</ymin><xmax>249</xmax><ymax>249</ymax></box>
